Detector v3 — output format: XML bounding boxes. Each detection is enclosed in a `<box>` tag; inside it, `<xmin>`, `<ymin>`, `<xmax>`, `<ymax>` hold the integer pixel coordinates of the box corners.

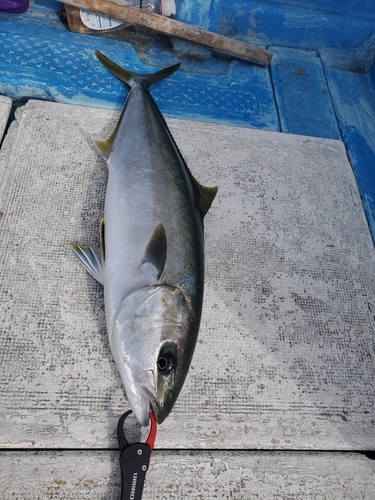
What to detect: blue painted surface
<box><xmin>325</xmin><ymin>67</ymin><xmax>375</xmax><ymax>239</ymax></box>
<box><xmin>1</xmin><ymin>0</ymin><xmax>375</xmax><ymax>241</ymax></box>
<box><xmin>370</xmin><ymin>62</ymin><xmax>375</xmax><ymax>89</ymax></box>
<box><xmin>270</xmin><ymin>47</ymin><xmax>340</xmax><ymax>139</ymax></box>
<box><xmin>0</xmin><ymin>1</ymin><xmax>278</xmax><ymax>128</ymax></box>
<box><xmin>175</xmin><ymin>0</ymin><xmax>222</xmax><ymax>32</ymax></box>
<box><xmin>219</xmin><ymin>0</ymin><xmax>375</xmax><ymax>72</ymax></box>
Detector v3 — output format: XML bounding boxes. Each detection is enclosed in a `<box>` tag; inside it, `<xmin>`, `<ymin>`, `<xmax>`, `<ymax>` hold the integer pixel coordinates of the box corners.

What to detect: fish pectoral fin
<box><xmin>141</xmin><ymin>224</ymin><xmax>167</xmax><ymax>281</ymax></box>
<box><xmin>70</xmin><ymin>243</ymin><xmax>104</xmax><ymax>285</ymax></box>
<box><xmin>191</xmin><ymin>176</ymin><xmax>218</xmax><ymax>217</ymax></box>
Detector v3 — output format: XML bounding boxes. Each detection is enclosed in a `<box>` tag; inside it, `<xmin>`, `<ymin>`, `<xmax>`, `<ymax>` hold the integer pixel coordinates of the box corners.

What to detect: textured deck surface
<box><xmin>1</xmin><ymin>99</ymin><xmax>375</xmax><ymax>446</ymax></box>
<box><xmin>0</xmin><ymin>95</ymin><xmax>11</xmax><ymax>142</ymax></box>
<box><xmin>1</xmin><ymin>450</ymin><xmax>375</xmax><ymax>499</ymax></box>
<box><xmin>0</xmin><ymin>100</ymin><xmax>374</xmax><ymax>496</ymax></box>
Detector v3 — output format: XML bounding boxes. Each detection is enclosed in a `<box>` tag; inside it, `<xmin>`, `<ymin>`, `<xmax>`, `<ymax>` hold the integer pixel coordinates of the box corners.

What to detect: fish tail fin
<box><xmin>95</xmin><ymin>50</ymin><xmax>181</xmax><ymax>89</ymax></box>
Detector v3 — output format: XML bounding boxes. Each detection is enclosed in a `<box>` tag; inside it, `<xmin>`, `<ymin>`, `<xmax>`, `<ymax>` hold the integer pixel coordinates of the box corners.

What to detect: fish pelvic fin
<box><xmin>70</xmin><ymin>243</ymin><xmax>104</xmax><ymax>285</ymax></box>
<box><xmin>141</xmin><ymin>224</ymin><xmax>167</xmax><ymax>281</ymax></box>
<box><xmin>95</xmin><ymin>50</ymin><xmax>181</xmax><ymax>89</ymax></box>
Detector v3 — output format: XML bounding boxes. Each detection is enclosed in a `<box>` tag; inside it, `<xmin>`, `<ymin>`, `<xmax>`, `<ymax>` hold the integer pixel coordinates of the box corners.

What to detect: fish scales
<box><xmin>71</xmin><ymin>51</ymin><xmax>217</xmax><ymax>426</ymax></box>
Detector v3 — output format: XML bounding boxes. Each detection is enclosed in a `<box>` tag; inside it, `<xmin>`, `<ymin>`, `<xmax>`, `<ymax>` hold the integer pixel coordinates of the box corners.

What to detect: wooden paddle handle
<box><xmin>60</xmin><ymin>0</ymin><xmax>272</xmax><ymax>66</ymax></box>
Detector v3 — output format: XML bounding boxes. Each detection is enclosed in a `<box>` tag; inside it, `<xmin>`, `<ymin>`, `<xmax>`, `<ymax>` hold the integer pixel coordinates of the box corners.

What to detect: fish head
<box><xmin>112</xmin><ymin>285</ymin><xmax>197</xmax><ymax>426</ymax></box>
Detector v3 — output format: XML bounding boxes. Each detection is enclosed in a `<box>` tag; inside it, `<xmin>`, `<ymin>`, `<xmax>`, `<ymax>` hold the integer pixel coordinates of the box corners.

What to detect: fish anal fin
<box><xmin>191</xmin><ymin>176</ymin><xmax>218</xmax><ymax>217</ymax></box>
<box><xmin>70</xmin><ymin>243</ymin><xmax>104</xmax><ymax>285</ymax></box>
<box><xmin>141</xmin><ymin>224</ymin><xmax>167</xmax><ymax>281</ymax></box>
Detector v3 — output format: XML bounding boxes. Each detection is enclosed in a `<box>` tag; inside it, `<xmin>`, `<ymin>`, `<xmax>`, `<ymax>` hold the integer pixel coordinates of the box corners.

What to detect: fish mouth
<box><xmin>131</xmin><ymin>369</ymin><xmax>173</xmax><ymax>425</ymax></box>
<box><xmin>130</xmin><ymin>370</ymin><xmax>157</xmax><ymax>427</ymax></box>
<box><xmin>150</xmin><ymin>392</ymin><xmax>176</xmax><ymax>424</ymax></box>
<box><xmin>150</xmin><ymin>403</ymin><xmax>169</xmax><ymax>425</ymax></box>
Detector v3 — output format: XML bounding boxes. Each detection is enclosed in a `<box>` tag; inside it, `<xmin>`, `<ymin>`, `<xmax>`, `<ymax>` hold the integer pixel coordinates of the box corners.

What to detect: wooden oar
<box><xmin>60</xmin><ymin>0</ymin><xmax>272</xmax><ymax>66</ymax></box>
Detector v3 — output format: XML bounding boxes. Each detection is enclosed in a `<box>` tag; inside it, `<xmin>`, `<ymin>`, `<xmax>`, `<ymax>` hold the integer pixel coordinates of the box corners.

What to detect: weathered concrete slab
<box><xmin>0</xmin><ymin>95</ymin><xmax>11</xmax><ymax>143</ymax></box>
<box><xmin>0</xmin><ymin>100</ymin><xmax>374</xmax><ymax>449</ymax></box>
<box><xmin>0</xmin><ymin>450</ymin><xmax>374</xmax><ymax>499</ymax></box>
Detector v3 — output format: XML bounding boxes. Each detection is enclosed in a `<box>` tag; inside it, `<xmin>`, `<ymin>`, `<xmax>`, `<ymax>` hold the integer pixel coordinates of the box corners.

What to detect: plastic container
<box><xmin>142</xmin><ymin>0</ymin><xmax>176</xmax><ymax>17</ymax></box>
<box><xmin>0</xmin><ymin>0</ymin><xmax>29</xmax><ymax>14</ymax></box>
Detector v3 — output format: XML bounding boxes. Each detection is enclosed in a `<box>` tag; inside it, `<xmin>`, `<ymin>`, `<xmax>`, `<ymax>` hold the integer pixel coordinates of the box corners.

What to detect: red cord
<box><xmin>145</xmin><ymin>411</ymin><xmax>157</xmax><ymax>450</ymax></box>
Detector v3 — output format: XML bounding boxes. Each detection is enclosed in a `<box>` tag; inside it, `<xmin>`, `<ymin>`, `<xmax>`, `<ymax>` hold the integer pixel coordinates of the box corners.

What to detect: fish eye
<box><xmin>157</xmin><ymin>352</ymin><xmax>175</xmax><ymax>374</ymax></box>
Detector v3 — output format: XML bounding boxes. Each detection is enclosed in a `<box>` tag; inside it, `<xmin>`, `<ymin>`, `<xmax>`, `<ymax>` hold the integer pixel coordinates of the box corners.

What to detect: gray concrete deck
<box><xmin>0</xmin><ymin>100</ymin><xmax>374</xmax><ymax>497</ymax></box>
<box><xmin>1</xmin><ymin>450</ymin><xmax>374</xmax><ymax>499</ymax></box>
<box><xmin>0</xmin><ymin>96</ymin><xmax>11</xmax><ymax>143</ymax></box>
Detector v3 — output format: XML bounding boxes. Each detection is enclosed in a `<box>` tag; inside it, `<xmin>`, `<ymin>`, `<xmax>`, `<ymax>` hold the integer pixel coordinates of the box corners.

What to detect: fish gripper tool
<box><xmin>117</xmin><ymin>409</ymin><xmax>157</xmax><ymax>500</ymax></box>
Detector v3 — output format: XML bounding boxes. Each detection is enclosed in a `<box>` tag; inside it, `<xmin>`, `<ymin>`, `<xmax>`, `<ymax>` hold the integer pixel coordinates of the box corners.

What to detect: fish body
<box><xmin>71</xmin><ymin>51</ymin><xmax>217</xmax><ymax>426</ymax></box>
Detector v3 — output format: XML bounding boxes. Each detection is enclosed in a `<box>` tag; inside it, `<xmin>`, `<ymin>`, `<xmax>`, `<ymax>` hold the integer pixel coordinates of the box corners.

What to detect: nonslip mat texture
<box><xmin>0</xmin><ymin>100</ymin><xmax>374</xmax><ymax>450</ymax></box>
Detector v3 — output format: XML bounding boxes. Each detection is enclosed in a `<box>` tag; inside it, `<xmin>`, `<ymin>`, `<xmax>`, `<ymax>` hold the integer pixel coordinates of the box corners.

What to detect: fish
<box><xmin>71</xmin><ymin>50</ymin><xmax>217</xmax><ymax>426</ymax></box>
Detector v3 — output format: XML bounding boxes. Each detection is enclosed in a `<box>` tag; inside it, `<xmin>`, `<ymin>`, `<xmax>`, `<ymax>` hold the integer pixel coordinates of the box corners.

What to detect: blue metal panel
<box><xmin>219</xmin><ymin>0</ymin><xmax>375</xmax><ymax>73</ymax></box>
<box><xmin>240</xmin><ymin>0</ymin><xmax>375</xmax><ymax>18</ymax></box>
<box><xmin>326</xmin><ymin>67</ymin><xmax>375</xmax><ymax>241</ymax></box>
<box><xmin>175</xmin><ymin>0</ymin><xmax>223</xmax><ymax>32</ymax></box>
<box><xmin>270</xmin><ymin>47</ymin><xmax>341</xmax><ymax>139</ymax></box>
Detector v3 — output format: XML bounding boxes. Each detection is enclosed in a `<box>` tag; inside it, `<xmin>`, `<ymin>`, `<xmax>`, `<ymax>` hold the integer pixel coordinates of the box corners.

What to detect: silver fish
<box><xmin>71</xmin><ymin>50</ymin><xmax>217</xmax><ymax>426</ymax></box>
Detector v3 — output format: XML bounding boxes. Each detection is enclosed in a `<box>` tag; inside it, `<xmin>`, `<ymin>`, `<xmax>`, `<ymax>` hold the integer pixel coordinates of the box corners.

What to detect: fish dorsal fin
<box><xmin>70</xmin><ymin>244</ymin><xmax>104</xmax><ymax>285</ymax></box>
<box><xmin>141</xmin><ymin>224</ymin><xmax>167</xmax><ymax>281</ymax></box>
<box><xmin>100</xmin><ymin>218</ymin><xmax>105</xmax><ymax>261</ymax></box>
<box><xmin>95</xmin><ymin>118</ymin><xmax>121</xmax><ymax>161</ymax></box>
<box><xmin>190</xmin><ymin>175</ymin><xmax>218</xmax><ymax>217</ymax></box>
